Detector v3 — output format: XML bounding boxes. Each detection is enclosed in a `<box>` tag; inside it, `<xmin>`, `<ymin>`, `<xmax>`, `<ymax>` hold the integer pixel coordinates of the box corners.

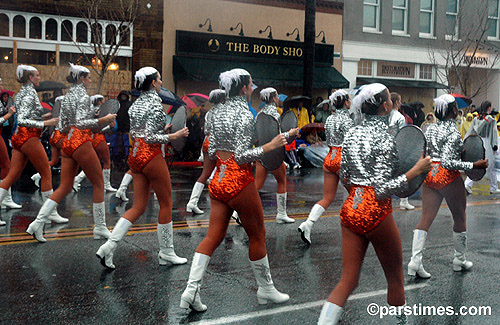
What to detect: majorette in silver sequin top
<box><xmin>208</xmin><ymin>95</ymin><xmax>264</xmax><ymax>165</ymax></box>
<box><xmin>14</xmin><ymin>83</ymin><xmax>45</xmax><ymax>129</ymax></box>
<box><xmin>425</xmin><ymin>119</ymin><xmax>473</xmax><ymax>171</ymax></box>
<box><xmin>325</xmin><ymin>108</ymin><xmax>354</xmax><ymax>147</ymax></box>
<box><xmin>256</xmin><ymin>103</ymin><xmax>290</xmax><ymax>140</ymax></box>
<box><xmin>129</xmin><ymin>90</ymin><xmax>170</xmax><ymax>144</ymax></box>
<box><xmin>340</xmin><ymin>114</ymin><xmax>408</xmax><ymax>200</ymax></box>
<box><xmin>59</xmin><ymin>83</ymin><xmax>98</xmax><ymax>133</ymax></box>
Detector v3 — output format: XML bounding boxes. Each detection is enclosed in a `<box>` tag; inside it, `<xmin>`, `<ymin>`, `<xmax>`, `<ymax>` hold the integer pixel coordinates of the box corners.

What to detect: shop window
<box><xmin>358</xmin><ymin>60</ymin><xmax>373</xmax><ymax>76</ymax></box>
<box><xmin>13</xmin><ymin>15</ymin><xmax>26</xmax><ymax>38</ymax></box>
<box><xmin>488</xmin><ymin>0</ymin><xmax>500</xmax><ymax>39</ymax></box>
<box><xmin>76</xmin><ymin>21</ymin><xmax>88</xmax><ymax>43</ymax></box>
<box><xmin>0</xmin><ymin>48</ymin><xmax>13</xmax><ymax>63</ymax></box>
<box><xmin>420</xmin><ymin>64</ymin><xmax>433</xmax><ymax>80</ymax></box>
<box><xmin>363</xmin><ymin>0</ymin><xmax>380</xmax><ymax>32</ymax></box>
<box><xmin>91</xmin><ymin>23</ymin><xmax>103</xmax><ymax>44</ymax></box>
<box><xmin>392</xmin><ymin>0</ymin><xmax>408</xmax><ymax>34</ymax></box>
<box><xmin>446</xmin><ymin>0</ymin><xmax>460</xmax><ymax>38</ymax></box>
<box><xmin>60</xmin><ymin>52</ymin><xmax>94</xmax><ymax>66</ymax></box>
<box><xmin>45</xmin><ymin>18</ymin><xmax>58</xmax><ymax>41</ymax></box>
<box><xmin>29</xmin><ymin>17</ymin><xmax>42</xmax><ymax>39</ymax></box>
<box><xmin>18</xmin><ymin>49</ymin><xmax>56</xmax><ymax>65</ymax></box>
<box><xmin>119</xmin><ymin>25</ymin><xmax>130</xmax><ymax>47</ymax></box>
<box><xmin>420</xmin><ymin>0</ymin><xmax>435</xmax><ymax>37</ymax></box>
<box><xmin>61</xmin><ymin>20</ymin><xmax>73</xmax><ymax>42</ymax></box>
<box><xmin>0</xmin><ymin>14</ymin><xmax>9</xmax><ymax>37</ymax></box>
<box><xmin>106</xmin><ymin>24</ymin><xmax>117</xmax><ymax>45</ymax></box>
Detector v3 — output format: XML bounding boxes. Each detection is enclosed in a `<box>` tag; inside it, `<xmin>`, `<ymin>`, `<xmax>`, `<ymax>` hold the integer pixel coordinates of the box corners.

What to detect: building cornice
<box><xmin>221</xmin><ymin>0</ymin><xmax>343</xmax><ymax>14</ymax></box>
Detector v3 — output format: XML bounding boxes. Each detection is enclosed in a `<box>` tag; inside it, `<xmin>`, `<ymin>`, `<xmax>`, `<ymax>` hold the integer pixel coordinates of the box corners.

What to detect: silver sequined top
<box><xmin>14</xmin><ymin>83</ymin><xmax>44</xmax><ymax>129</ymax></box>
<box><xmin>325</xmin><ymin>108</ymin><xmax>354</xmax><ymax>147</ymax></box>
<box><xmin>129</xmin><ymin>90</ymin><xmax>170</xmax><ymax>144</ymax></box>
<box><xmin>204</xmin><ymin>103</ymin><xmax>223</xmax><ymax>136</ymax></box>
<box><xmin>59</xmin><ymin>83</ymin><xmax>97</xmax><ymax>133</ymax></box>
<box><xmin>340</xmin><ymin>115</ymin><xmax>408</xmax><ymax>200</ymax></box>
<box><xmin>208</xmin><ymin>96</ymin><xmax>264</xmax><ymax>165</ymax></box>
<box><xmin>425</xmin><ymin>119</ymin><xmax>473</xmax><ymax>171</ymax></box>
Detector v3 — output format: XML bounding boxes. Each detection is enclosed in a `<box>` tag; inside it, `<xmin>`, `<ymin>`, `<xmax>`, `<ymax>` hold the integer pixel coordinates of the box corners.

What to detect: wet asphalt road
<box><xmin>0</xmin><ymin>167</ymin><xmax>499</xmax><ymax>324</ymax></box>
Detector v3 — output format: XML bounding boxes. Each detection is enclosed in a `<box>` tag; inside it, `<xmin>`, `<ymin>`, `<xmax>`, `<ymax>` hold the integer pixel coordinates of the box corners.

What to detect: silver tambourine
<box><xmin>255</xmin><ymin>113</ymin><xmax>285</xmax><ymax>170</ymax></box>
<box><xmin>280</xmin><ymin>110</ymin><xmax>298</xmax><ymax>144</ymax></box>
<box><xmin>394</xmin><ymin>125</ymin><xmax>427</xmax><ymax>198</ymax></box>
<box><xmin>170</xmin><ymin>105</ymin><xmax>187</xmax><ymax>152</ymax></box>
<box><xmin>462</xmin><ymin>134</ymin><xmax>486</xmax><ymax>181</ymax></box>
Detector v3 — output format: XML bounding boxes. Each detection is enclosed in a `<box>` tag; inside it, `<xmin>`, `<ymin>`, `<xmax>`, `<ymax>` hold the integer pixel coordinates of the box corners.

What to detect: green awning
<box><xmin>357</xmin><ymin>77</ymin><xmax>447</xmax><ymax>89</ymax></box>
<box><xmin>173</xmin><ymin>55</ymin><xmax>349</xmax><ymax>89</ymax></box>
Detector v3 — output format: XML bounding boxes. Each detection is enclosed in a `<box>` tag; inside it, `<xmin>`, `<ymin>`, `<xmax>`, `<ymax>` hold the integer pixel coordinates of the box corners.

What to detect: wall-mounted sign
<box><xmin>176</xmin><ymin>30</ymin><xmax>334</xmax><ymax>66</ymax></box>
<box><xmin>377</xmin><ymin>61</ymin><xmax>415</xmax><ymax>78</ymax></box>
<box><xmin>463</xmin><ymin>54</ymin><xmax>489</xmax><ymax>67</ymax></box>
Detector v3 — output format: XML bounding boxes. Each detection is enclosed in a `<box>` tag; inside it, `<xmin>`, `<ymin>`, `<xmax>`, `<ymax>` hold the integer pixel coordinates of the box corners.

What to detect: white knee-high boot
<box><xmin>317</xmin><ymin>302</ymin><xmax>343</xmax><ymax>325</ymax></box>
<box><xmin>250</xmin><ymin>255</ymin><xmax>289</xmax><ymax>304</ymax></box>
<box><xmin>298</xmin><ymin>204</ymin><xmax>325</xmax><ymax>244</ymax></box>
<box><xmin>73</xmin><ymin>170</ymin><xmax>86</xmax><ymax>192</ymax></box>
<box><xmin>115</xmin><ymin>173</ymin><xmax>132</xmax><ymax>201</ymax></box>
<box><xmin>0</xmin><ymin>181</ymin><xmax>22</xmax><ymax>209</ymax></box>
<box><xmin>93</xmin><ymin>202</ymin><xmax>111</xmax><ymax>239</ymax></box>
<box><xmin>407</xmin><ymin>229</ymin><xmax>431</xmax><ymax>278</ymax></box>
<box><xmin>41</xmin><ymin>190</ymin><xmax>68</xmax><ymax>224</ymax></box>
<box><xmin>103</xmin><ymin>169</ymin><xmax>117</xmax><ymax>192</ymax></box>
<box><xmin>180</xmin><ymin>252</ymin><xmax>210</xmax><ymax>312</ymax></box>
<box><xmin>453</xmin><ymin>231</ymin><xmax>473</xmax><ymax>271</ymax></box>
<box><xmin>26</xmin><ymin>199</ymin><xmax>58</xmax><ymax>242</ymax></box>
<box><xmin>96</xmin><ymin>217</ymin><xmax>132</xmax><ymax>269</ymax></box>
<box><xmin>186</xmin><ymin>182</ymin><xmax>205</xmax><ymax>214</ymax></box>
<box><xmin>276</xmin><ymin>193</ymin><xmax>294</xmax><ymax>223</ymax></box>
<box><xmin>157</xmin><ymin>222</ymin><xmax>187</xmax><ymax>265</ymax></box>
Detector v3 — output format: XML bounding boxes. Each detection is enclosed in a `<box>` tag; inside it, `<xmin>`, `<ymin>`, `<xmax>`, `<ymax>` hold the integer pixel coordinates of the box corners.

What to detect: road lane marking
<box><xmin>191</xmin><ymin>283</ymin><xmax>429</xmax><ymax>325</ymax></box>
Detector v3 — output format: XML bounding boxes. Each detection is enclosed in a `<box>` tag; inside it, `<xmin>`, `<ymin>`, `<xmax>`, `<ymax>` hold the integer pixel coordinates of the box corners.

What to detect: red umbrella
<box><xmin>301</xmin><ymin>123</ymin><xmax>325</xmax><ymax>133</ymax></box>
<box><xmin>41</xmin><ymin>102</ymin><xmax>52</xmax><ymax>110</ymax></box>
<box><xmin>0</xmin><ymin>90</ymin><xmax>14</xmax><ymax>97</ymax></box>
<box><xmin>181</xmin><ymin>93</ymin><xmax>209</xmax><ymax>109</ymax></box>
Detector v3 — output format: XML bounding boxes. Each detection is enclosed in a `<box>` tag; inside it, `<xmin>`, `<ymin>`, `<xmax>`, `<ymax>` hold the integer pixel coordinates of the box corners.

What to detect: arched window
<box><xmin>91</xmin><ymin>23</ymin><xmax>103</xmax><ymax>44</ymax></box>
<box><xmin>29</xmin><ymin>17</ymin><xmax>42</xmax><ymax>39</ymax></box>
<box><xmin>76</xmin><ymin>21</ymin><xmax>88</xmax><ymax>43</ymax></box>
<box><xmin>119</xmin><ymin>25</ymin><xmax>130</xmax><ymax>46</ymax></box>
<box><xmin>13</xmin><ymin>15</ymin><xmax>26</xmax><ymax>38</ymax></box>
<box><xmin>61</xmin><ymin>20</ymin><xmax>73</xmax><ymax>42</ymax></box>
<box><xmin>105</xmin><ymin>24</ymin><xmax>117</xmax><ymax>45</ymax></box>
<box><xmin>0</xmin><ymin>14</ymin><xmax>9</xmax><ymax>37</ymax></box>
<box><xmin>45</xmin><ymin>18</ymin><xmax>58</xmax><ymax>40</ymax></box>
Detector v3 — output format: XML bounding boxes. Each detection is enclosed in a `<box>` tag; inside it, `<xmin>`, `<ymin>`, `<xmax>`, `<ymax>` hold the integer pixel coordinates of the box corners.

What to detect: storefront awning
<box><xmin>357</xmin><ymin>77</ymin><xmax>447</xmax><ymax>89</ymax></box>
<box><xmin>173</xmin><ymin>55</ymin><xmax>349</xmax><ymax>89</ymax></box>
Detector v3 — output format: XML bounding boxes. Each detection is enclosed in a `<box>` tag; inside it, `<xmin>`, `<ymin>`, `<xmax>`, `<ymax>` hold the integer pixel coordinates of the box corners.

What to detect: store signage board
<box><xmin>176</xmin><ymin>30</ymin><xmax>334</xmax><ymax>66</ymax></box>
<box><xmin>377</xmin><ymin>61</ymin><xmax>415</xmax><ymax>79</ymax></box>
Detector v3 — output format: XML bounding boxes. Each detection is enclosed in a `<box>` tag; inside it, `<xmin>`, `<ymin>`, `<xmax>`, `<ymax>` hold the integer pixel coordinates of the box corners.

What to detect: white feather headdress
<box><xmin>69</xmin><ymin>63</ymin><xmax>90</xmax><ymax>80</ymax></box>
<box><xmin>329</xmin><ymin>89</ymin><xmax>348</xmax><ymax>106</ymax></box>
<box><xmin>208</xmin><ymin>89</ymin><xmax>226</xmax><ymax>103</ymax></box>
<box><xmin>350</xmin><ymin>83</ymin><xmax>387</xmax><ymax>115</ymax></box>
<box><xmin>16</xmin><ymin>65</ymin><xmax>37</xmax><ymax>80</ymax></box>
<box><xmin>218</xmin><ymin>68</ymin><xmax>250</xmax><ymax>93</ymax></box>
<box><xmin>260</xmin><ymin>87</ymin><xmax>277</xmax><ymax>102</ymax></box>
<box><xmin>433</xmin><ymin>94</ymin><xmax>455</xmax><ymax>117</ymax></box>
<box><xmin>134</xmin><ymin>67</ymin><xmax>158</xmax><ymax>89</ymax></box>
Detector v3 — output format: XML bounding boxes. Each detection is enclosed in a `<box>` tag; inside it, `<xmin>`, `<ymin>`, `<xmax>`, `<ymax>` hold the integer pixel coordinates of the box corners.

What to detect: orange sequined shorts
<box><xmin>209</xmin><ymin>154</ymin><xmax>254</xmax><ymax>203</ymax></box>
<box><xmin>92</xmin><ymin>133</ymin><xmax>106</xmax><ymax>148</ymax></box>
<box><xmin>323</xmin><ymin>146</ymin><xmax>342</xmax><ymax>174</ymax></box>
<box><xmin>49</xmin><ymin>130</ymin><xmax>65</xmax><ymax>147</ymax></box>
<box><xmin>340</xmin><ymin>185</ymin><xmax>392</xmax><ymax>235</ymax></box>
<box><xmin>424</xmin><ymin>161</ymin><xmax>460</xmax><ymax>190</ymax></box>
<box><xmin>127</xmin><ymin>138</ymin><xmax>162</xmax><ymax>173</ymax></box>
<box><xmin>11</xmin><ymin>126</ymin><xmax>42</xmax><ymax>150</ymax></box>
<box><xmin>61</xmin><ymin>127</ymin><xmax>92</xmax><ymax>157</ymax></box>
<box><xmin>202</xmin><ymin>136</ymin><xmax>210</xmax><ymax>153</ymax></box>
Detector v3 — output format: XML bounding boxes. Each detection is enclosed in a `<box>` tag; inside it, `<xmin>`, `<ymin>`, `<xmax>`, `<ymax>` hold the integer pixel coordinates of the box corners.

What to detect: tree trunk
<box><xmin>97</xmin><ymin>67</ymin><xmax>106</xmax><ymax>94</ymax></box>
<box><xmin>303</xmin><ymin>0</ymin><xmax>316</xmax><ymax>99</ymax></box>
